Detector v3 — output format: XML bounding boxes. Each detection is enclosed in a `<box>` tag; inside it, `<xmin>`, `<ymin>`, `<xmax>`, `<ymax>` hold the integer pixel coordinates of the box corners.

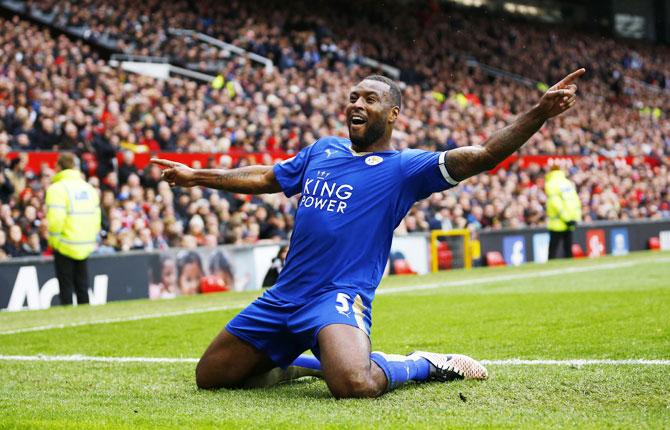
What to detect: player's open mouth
<box><xmin>349</xmin><ymin>114</ymin><xmax>367</xmax><ymax>129</ymax></box>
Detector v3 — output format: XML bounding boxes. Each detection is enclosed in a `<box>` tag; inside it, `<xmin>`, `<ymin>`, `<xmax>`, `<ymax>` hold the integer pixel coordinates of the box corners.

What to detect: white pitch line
<box><xmin>0</xmin><ymin>304</ymin><xmax>246</xmax><ymax>336</ymax></box>
<box><xmin>2</xmin><ymin>256</ymin><xmax>668</xmax><ymax>336</ymax></box>
<box><xmin>0</xmin><ymin>354</ymin><xmax>198</xmax><ymax>363</ymax></box>
<box><xmin>481</xmin><ymin>359</ymin><xmax>670</xmax><ymax>366</ymax></box>
<box><xmin>377</xmin><ymin>256</ymin><xmax>670</xmax><ymax>295</ymax></box>
<box><xmin>0</xmin><ymin>355</ymin><xmax>669</xmax><ymax>366</ymax></box>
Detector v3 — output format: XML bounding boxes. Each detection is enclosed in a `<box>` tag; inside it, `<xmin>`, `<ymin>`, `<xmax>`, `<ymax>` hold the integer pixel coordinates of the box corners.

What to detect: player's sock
<box><xmin>291</xmin><ymin>354</ymin><xmax>321</xmax><ymax>370</ymax></box>
<box><xmin>241</xmin><ymin>355</ymin><xmax>323</xmax><ymax>388</ymax></box>
<box><xmin>370</xmin><ymin>352</ymin><xmax>431</xmax><ymax>390</ymax></box>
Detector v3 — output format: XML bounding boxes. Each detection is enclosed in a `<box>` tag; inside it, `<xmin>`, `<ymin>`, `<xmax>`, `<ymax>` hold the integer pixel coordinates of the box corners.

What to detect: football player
<box><xmin>152</xmin><ymin>68</ymin><xmax>584</xmax><ymax>398</ymax></box>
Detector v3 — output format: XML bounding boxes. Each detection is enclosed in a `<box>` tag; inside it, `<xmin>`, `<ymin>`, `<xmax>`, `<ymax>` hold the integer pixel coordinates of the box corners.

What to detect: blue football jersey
<box><xmin>271</xmin><ymin>136</ymin><xmax>459</xmax><ymax>305</ymax></box>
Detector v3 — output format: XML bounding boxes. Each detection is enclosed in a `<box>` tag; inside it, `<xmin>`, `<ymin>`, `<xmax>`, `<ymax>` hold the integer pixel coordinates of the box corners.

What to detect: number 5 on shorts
<box><xmin>335</xmin><ymin>292</ymin><xmax>351</xmax><ymax>315</ymax></box>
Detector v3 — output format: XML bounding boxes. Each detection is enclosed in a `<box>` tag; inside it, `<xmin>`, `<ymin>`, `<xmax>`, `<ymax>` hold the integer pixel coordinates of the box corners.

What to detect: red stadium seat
<box><xmin>571</xmin><ymin>244</ymin><xmax>585</xmax><ymax>258</ymax></box>
<box><xmin>486</xmin><ymin>251</ymin><xmax>505</xmax><ymax>267</ymax></box>
<box><xmin>648</xmin><ymin>237</ymin><xmax>661</xmax><ymax>250</ymax></box>
<box><xmin>437</xmin><ymin>242</ymin><xmax>453</xmax><ymax>270</ymax></box>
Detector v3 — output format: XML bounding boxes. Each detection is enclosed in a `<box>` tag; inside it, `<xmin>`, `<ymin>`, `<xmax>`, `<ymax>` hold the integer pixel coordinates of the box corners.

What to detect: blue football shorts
<box><xmin>226</xmin><ymin>287</ymin><xmax>372</xmax><ymax>368</ymax></box>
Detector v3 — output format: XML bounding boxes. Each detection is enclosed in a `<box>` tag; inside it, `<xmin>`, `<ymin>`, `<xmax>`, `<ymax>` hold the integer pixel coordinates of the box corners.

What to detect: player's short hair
<box><xmin>363</xmin><ymin>75</ymin><xmax>402</xmax><ymax>110</ymax></box>
<box><xmin>56</xmin><ymin>152</ymin><xmax>80</xmax><ymax>171</ymax></box>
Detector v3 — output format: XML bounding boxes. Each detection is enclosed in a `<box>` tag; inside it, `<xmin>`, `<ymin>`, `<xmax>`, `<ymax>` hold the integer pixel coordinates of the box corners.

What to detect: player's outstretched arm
<box><xmin>445</xmin><ymin>68</ymin><xmax>585</xmax><ymax>182</ymax></box>
<box><xmin>150</xmin><ymin>158</ymin><xmax>283</xmax><ymax>194</ymax></box>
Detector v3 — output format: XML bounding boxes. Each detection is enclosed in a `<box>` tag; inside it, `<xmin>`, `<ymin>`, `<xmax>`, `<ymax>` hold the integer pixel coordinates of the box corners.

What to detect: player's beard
<box><xmin>349</xmin><ymin>118</ymin><xmax>386</xmax><ymax>149</ymax></box>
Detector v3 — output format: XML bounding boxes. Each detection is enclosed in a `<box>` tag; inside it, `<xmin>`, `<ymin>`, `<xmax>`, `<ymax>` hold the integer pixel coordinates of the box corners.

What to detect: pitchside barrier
<box><xmin>477</xmin><ymin>219</ymin><xmax>670</xmax><ymax>266</ymax></box>
<box><xmin>0</xmin><ymin>243</ymin><xmax>283</xmax><ymax>311</ymax></box>
<box><xmin>1</xmin><ymin>220</ymin><xmax>669</xmax><ymax>311</ymax></box>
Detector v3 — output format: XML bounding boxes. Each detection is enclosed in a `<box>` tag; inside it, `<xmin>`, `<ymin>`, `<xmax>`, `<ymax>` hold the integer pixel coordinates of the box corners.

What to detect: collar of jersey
<box><xmin>348</xmin><ymin>146</ymin><xmax>398</xmax><ymax>157</ymax></box>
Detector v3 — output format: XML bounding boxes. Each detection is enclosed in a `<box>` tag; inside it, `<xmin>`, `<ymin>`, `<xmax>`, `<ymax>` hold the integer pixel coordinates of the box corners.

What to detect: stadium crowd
<box><xmin>0</xmin><ymin>3</ymin><xmax>668</xmax><ymax>260</ymax></box>
<box><xmin>1</xmin><ymin>13</ymin><xmax>668</xmax><ymax>158</ymax></box>
<box><xmin>26</xmin><ymin>0</ymin><xmax>670</xmax><ymax>93</ymax></box>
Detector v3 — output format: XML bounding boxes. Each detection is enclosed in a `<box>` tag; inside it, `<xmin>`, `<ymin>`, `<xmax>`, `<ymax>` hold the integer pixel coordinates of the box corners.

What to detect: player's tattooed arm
<box><xmin>445</xmin><ymin>68</ymin><xmax>585</xmax><ymax>182</ymax></box>
<box><xmin>444</xmin><ymin>108</ymin><xmax>546</xmax><ymax>181</ymax></box>
<box><xmin>150</xmin><ymin>159</ymin><xmax>282</xmax><ymax>194</ymax></box>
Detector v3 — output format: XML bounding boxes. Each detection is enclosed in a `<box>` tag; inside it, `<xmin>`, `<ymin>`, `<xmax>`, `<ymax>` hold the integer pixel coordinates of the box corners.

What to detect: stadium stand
<box><xmin>25</xmin><ymin>0</ymin><xmax>670</xmax><ymax>92</ymax></box>
<box><xmin>0</xmin><ymin>0</ymin><xmax>668</xmax><ymax>261</ymax></box>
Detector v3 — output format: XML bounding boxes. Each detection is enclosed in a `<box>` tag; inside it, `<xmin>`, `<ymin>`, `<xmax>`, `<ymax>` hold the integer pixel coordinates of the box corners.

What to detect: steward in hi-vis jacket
<box><xmin>545</xmin><ymin>166</ymin><xmax>581</xmax><ymax>259</ymax></box>
<box><xmin>46</xmin><ymin>153</ymin><xmax>101</xmax><ymax>305</ymax></box>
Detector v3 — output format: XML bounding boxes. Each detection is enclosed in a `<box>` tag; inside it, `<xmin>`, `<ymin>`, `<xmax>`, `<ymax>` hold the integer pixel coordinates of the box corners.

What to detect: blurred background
<box><xmin>0</xmin><ymin>0</ymin><xmax>668</xmax><ymax>309</ymax></box>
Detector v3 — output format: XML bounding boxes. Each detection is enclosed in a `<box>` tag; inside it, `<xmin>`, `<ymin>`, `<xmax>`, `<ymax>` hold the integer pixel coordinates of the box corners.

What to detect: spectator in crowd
<box><xmin>22</xmin><ymin>232</ymin><xmax>43</xmax><ymax>256</ymax></box>
<box><xmin>262</xmin><ymin>245</ymin><xmax>289</xmax><ymax>287</ymax></box>
<box><xmin>4</xmin><ymin>224</ymin><xmax>26</xmax><ymax>258</ymax></box>
<box><xmin>0</xmin><ymin>165</ymin><xmax>15</xmax><ymax>204</ymax></box>
<box><xmin>118</xmin><ymin>151</ymin><xmax>139</xmax><ymax>185</ymax></box>
<box><xmin>0</xmin><ymin>229</ymin><xmax>7</xmax><ymax>261</ymax></box>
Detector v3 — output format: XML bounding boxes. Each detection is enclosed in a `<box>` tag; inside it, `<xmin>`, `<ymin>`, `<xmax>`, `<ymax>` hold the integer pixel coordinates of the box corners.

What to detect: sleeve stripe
<box><xmin>438</xmin><ymin>151</ymin><xmax>459</xmax><ymax>185</ymax></box>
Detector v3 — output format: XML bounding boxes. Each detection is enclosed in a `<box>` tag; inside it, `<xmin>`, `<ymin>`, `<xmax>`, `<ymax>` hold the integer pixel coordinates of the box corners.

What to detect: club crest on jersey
<box><xmin>365</xmin><ymin>155</ymin><xmax>383</xmax><ymax>166</ymax></box>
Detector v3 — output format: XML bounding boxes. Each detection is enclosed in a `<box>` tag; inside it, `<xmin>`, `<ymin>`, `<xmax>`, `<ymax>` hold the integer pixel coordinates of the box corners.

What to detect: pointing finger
<box><xmin>554</xmin><ymin>68</ymin><xmax>586</xmax><ymax>88</ymax></box>
<box><xmin>151</xmin><ymin>158</ymin><xmax>181</xmax><ymax>169</ymax></box>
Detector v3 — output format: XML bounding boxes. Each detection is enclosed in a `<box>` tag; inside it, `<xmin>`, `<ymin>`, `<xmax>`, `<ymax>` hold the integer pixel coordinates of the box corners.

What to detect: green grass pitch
<box><xmin>1</xmin><ymin>251</ymin><xmax>669</xmax><ymax>429</ymax></box>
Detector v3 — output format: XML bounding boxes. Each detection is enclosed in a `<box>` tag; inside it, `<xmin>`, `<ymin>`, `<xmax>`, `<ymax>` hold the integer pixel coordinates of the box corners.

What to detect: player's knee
<box><xmin>195</xmin><ymin>359</ymin><xmax>217</xmax><ymax>389</ymax></box>
<box><xmin>328</xmin><ymin>370</ymin><xmax>382</xmax><ymax>399</ymax></box>
<box><xmin>195</xmin><ymin>369</ymin><xmax>212</xmax><ymax>390</ymax></box>
<box><xmin>195</xmin><ymin>357</ymin><xmax>237</xmax><ymax>390</ymax></box>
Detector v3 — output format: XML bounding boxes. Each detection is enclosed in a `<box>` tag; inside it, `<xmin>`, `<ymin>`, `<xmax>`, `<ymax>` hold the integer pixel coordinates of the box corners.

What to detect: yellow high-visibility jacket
<box><xmin>46</xmin><ymin>169</ymin><xmax>101</xmax><ymax>260</ymax></box>
<box><xmin>545</xmin><ymin>170</ymin><xmax>582</xmax><ymax>232</ymax></box>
